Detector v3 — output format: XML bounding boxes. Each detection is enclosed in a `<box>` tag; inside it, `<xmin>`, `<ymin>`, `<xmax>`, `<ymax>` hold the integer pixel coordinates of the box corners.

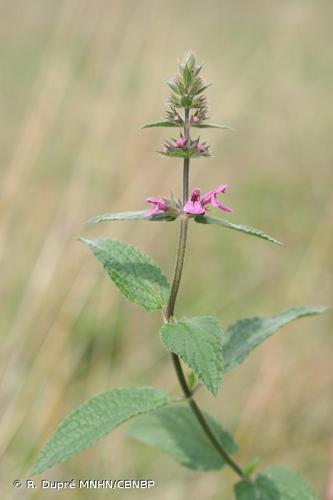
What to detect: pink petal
<box><xmin>146</xmin><ymin>196</ymin><xmax>159</xmax><ymax>203</ymax></box>
<box><xmin>214</xmin><ymin>184</ymin><xmax>229</xmax><ymax>194</ymax></box>
<box><xmin>201</xmin><ymin>190</ymin><xmax>214</xmax><ymax>206</ymax></box>
<box><xmin>183</xmin><ymin>201</ymin><xmax>205</xmax><ymax>215</ymax></box>
<box><xmin>145</xmin><ymin>197</ymin><xmax>168</xmax><ymax>217</ymax></box>
<box><xmin>211</xmin><ymin>197</ymin><xmax>233</xmax><ymax>212</ymax></box>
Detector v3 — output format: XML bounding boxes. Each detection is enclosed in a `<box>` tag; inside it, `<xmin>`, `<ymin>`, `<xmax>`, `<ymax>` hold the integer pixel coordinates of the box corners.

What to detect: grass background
<box><xmin>1</xmin><ymin>0</ymin><xmax>332</xmax><ymax>498</ymax></box>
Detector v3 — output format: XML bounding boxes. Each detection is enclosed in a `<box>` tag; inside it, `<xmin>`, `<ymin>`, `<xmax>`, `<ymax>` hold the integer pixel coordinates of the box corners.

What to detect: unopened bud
<box><xmin>176</xmin><ymin>137</ymin><xmax>186</xmax><ymax>148</ymax></box>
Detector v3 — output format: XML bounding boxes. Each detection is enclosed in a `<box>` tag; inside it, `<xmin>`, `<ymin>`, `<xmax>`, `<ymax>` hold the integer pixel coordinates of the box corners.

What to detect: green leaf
<box><xmin>191</xmin><ymin>82</ymin><xmax>213</xmax><ymax>96</ymax></box>
<box><xmin>244</xmin><ymin>457</ymin><xmax>261</xmax><ymax>477</ymax></box>
<box><xmin>168</xmin><ymin>81</ymin><xmax>181</xmax><ymax>95</ymax></box>
<box><xmin>183</xmin><ymin>64</ymin><xmax>192</xmax><ymax>88</ymax></box>
<box><xmin>87</xmin><ymin>210</ymin><xmax>175</xmax><ymax>224</ymax></box>
<box><xmin>32</xmin><ymin>387</ymin><xmax>173</xmax><ymax>476</ymax></box>
<box><xmin>142</xmin><ymin>120</ymin><xmax>179</xmax><ymax>129</ymax></box>
<box><xmin>193</xmin><ymin>123</ymin><xmax>233</xmax><ymax>129</ymax></box>
<box><xmin>159</xmin><ymin>149</ymin><xmax>193</xmax><ymax>158</ymax></box>
<box><xmin>80</xmin><ymin>238</ymin><xmax>170</xmax><ymax>311</ymax></box>
<box><xmin>160</xmin><ymin>316</ymin><xmax>223</xmax><ymax>396</ymax></box>
<box><xmin>126</xmin><ymin>405</ymin><xmax>237</xmax><ymax>471</ymax></box>
<box><xmin>87</xmin><ymin>210</ymin><xmax>148</xmax><ymax>224</ymax></box>
<box><xmin>181</xmin><ymin>95</ymin><xmax>192</xmax><ymax>108</ymax></box>
<box><xmin>194</xmin><ymin>215</ymin><xmax>284</xmax><ymax>245</ymax></box>
<box><xmin>234</xmin><ymin>466</ymin><xmax>317</xmax><ymax>500</ymax></box>
<box><xmin>224</xmin><ymin>306</ymin><xmax>330</xmax><ymax>373</ymax></box>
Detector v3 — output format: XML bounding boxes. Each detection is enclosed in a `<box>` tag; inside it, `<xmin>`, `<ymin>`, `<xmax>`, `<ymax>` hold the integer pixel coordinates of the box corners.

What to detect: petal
<box><xmin>214</xmin><ymin>184</ymin><xmax>229</xmax><ymax>194</ymax></box>
<box><xmin>146</xmin><ymin>196</ymin><xmax>159</xmax><ymax>205</ymax></box>
<box><xmin>183</xmin><ymin>201</ymin><xmax>205</xmax><ymax>215</ymax></box>
<box><xmin>201</xmin><ymin>190</ymin><xmax>214</xmax><ymax>206</ymax></box>
<box><xmin>211</xmin><ymin>197</ymin><xmax>233</xmax><ymax>212</ymax></box>
<box><xmin>157</xmin><ymin>200</ymin><xmax>168</xmax><ymax>211</ymax></box>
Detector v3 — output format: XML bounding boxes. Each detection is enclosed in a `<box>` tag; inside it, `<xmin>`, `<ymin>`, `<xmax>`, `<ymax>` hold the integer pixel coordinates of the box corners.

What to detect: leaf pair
<box><xmin>159</xmin><ymin>305</ymin><xmax>329</xmax><ymax>398</ymax></box>
<box><xmin>87</xmin><ymin>211</ymin><xmax>284</xmax><ymax>246</ymax></box>
<box><xmin>142</xmin><ymin>120</ymin><xmax>232</xmax><ymax>130</ymax></box>
<box><xmin>31</xmin><ymin>388</ymin><xmax>237</xmax><ymax>476</ymax></box>
<box><xmin>80</xmin><ymin>238</ymin><xmax>328</xmax><ymax>398</ymax></box>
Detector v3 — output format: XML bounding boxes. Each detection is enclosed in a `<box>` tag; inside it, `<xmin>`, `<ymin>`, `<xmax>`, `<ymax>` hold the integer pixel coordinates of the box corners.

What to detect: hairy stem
<box><xmin>165</xmin><ymin>108</ymin><xmax>247</xmax><ymax>480</ymax></box>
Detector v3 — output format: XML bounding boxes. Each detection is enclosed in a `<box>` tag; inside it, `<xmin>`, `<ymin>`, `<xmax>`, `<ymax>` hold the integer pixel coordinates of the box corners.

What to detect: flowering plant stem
<box><xmin>165</xmin><ymin>108</ymin><xmax>247</xmax><ymax>481</ymax></box>
<box><xmin>31</xmin><ymin>52</ymin><xmax>328</xmax><ymax>498</ymax></box>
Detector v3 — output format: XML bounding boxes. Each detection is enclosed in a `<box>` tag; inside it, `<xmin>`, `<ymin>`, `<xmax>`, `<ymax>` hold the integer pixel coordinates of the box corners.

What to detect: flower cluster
<box><xmin>166</xmin><ymin>52</ymin><xmax>209</xmax><ymax>118</ymax></box>
<box><xmin>146</xmin><ymin>184</ymin><xmax>232</xmax><ymax>218</ymax></box>
<box><xmin>161</xmin><ymin>135</ymin><xmax>210</xmax><ymax>158</ymax></box>
<box><xmin>160</xmin><ymin>52</ymin><xmax>211</xmax><ymax>158</ymax></box>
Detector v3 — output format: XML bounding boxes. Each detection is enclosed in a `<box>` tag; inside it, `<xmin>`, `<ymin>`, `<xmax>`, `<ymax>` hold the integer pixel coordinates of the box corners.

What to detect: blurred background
<box><xmin>1</xmin><ymin>0</ymin><xmax>332</xmax><ymax>498</ymax></box>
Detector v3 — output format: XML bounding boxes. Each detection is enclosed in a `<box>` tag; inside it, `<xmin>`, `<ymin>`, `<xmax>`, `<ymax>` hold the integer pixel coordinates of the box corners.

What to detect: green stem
<box><xmin>165</xmin><ymin>108</ymin><xmax>247</xmax><ymax>481</ymax></box>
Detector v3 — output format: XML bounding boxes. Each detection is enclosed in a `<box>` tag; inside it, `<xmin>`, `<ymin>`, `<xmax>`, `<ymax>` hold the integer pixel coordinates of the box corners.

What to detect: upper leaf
<box><xmin>142</xmin><ymin>120</ymin><xmax>179</xmax><ymax>128</ymax></box>
<box><xmin>80</xmin><ymin>238</ymin><xmax>170</xmax><ymax>311</ymax></box>
<box><xmin>234</xmin><ymin>466</ymin><xmax>317</xmax><ymax>500</ymax></box>
<box><xmin>192</xmin><ymin>123</ymin><xmax>233</xmax><ymax>129</ymax></box>
<box><xmin>142</xmin><ymin>121</ymin><xmax>232</xmax><ymax>130</ymax></box>
<box><xmin>194</xmin><ymin>215</ymin><xmax>283</xmax><ymax>245</ymax></box>
<box><xmin>87</xmin><ymin>210</ymin><xmax>175</xmax><ymax>224</ymax></box>
<box><xmin>31</xmin><ymin>387</ymin><xmax>173</xmax><ymax>476</ymax></box>
<box><xmin>224</xmin><ymin>306</ymin><xmax>330</xmax><ymax>373</ymax></box>
<box><xmin>160</xmin><ymin>316</ymin><xmax>224</xmax><ymax>396</ymax></box>
<box><xmin>126</xmin><ymin>404</ymin><xmax>237</xmax><ymax>471</ymax></box>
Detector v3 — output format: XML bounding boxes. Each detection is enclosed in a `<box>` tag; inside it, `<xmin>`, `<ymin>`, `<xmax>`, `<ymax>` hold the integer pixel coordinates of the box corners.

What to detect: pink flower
<box><xmin>183</xmin><ymin>189</ymin><xmax>206</xmax><ymax>215</ymax></box>
<box><xmin>183</xmin><ymin>184</ymin><xmax>233</xmax><ymax>215</ymax></box>
<box><xmin>145</xmin><ymin>197</ymin><xmax>168</xmax><ymax>217</ymax></box>
<box><xmin>192</xmin><ymin>115</ymin><xmax>200</xmax><ymax>124</ymax></box>
<box><xmin>196</xmin><ymin>143</ymin><xmax>205</xmax><ymax>153</ymax></box>
<box><xmin>176</xmin><ymin>136</ymin><xmax>186</xmax><ymax>148</ymax></box>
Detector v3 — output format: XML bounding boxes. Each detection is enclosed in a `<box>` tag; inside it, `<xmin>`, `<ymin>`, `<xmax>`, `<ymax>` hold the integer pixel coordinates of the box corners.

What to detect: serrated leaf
<box><xmin>234</xmin><ymin>466</ymin><xmax>317</xmax><ymax>500</ymax></box>
<box><xmin>80</xmin><ymin>238</ymin><xmax>170</xmax><ymax>311</ymax></box>
<box><xmin>193</xmin><ymin>123</ymin><xmax>233</xmax><ymax>129</ymax></box>
<box><xmin>87</xmin><ymin>210</ymin><xmax>175</xmax><ymax>224</ymax></box>
<box><xmin>194</xmin><ymin>215</ymin><xmax>283</xmax><ymax>245</ymax></box>
<box><xmin>126</xmin><ymin>405</ymin><xmax>237</xmax><ymax>471</ymax></box>
<box><xmin>224</xmin><ymin>306</ymin><xmax>330</xmax><ymax>373</ymax></box>
<box><xmin>142</xmin><ymin>120</ymin><xmax>179</xmax><ymax>129</ymax></box>
<box><xmin>32</xmin><ymin>387</ymin><xmax>173</xmax><ymax>476</ymax></box>
<box><xmin>160</xmin><ymin>316</ymin><xmax>224</xmax><ymax>396</ymax></box>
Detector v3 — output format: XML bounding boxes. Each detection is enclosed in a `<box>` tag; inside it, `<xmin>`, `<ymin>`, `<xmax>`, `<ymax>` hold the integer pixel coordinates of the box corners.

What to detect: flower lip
<box><xmin>183</xmin><ymin>188</ymin><xmax>205</xmax><ymax>215</ymax></box>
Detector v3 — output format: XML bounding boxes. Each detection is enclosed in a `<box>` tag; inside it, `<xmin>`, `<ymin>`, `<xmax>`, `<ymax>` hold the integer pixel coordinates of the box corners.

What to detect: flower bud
<box><xmin>176</xmin><ymin>137</ymin><xmax>186</xmax><ymax>148</ymax></box>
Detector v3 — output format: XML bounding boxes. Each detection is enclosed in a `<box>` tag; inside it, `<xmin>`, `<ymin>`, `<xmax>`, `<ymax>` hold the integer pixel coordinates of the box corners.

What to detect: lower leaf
<box><xmin>126</xmin><ymin>404</ymin><xmax>237</xmax><ymax>471</ymax></box>
<box><xmin>31</xmin><ymin>387</ymin><xmax>173</xmax><ymax>475</ymax></box>
<box><xmin>234</xmin><ymin>466</ymin><xmax>317</xmax><ymax>500</ymax></box>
